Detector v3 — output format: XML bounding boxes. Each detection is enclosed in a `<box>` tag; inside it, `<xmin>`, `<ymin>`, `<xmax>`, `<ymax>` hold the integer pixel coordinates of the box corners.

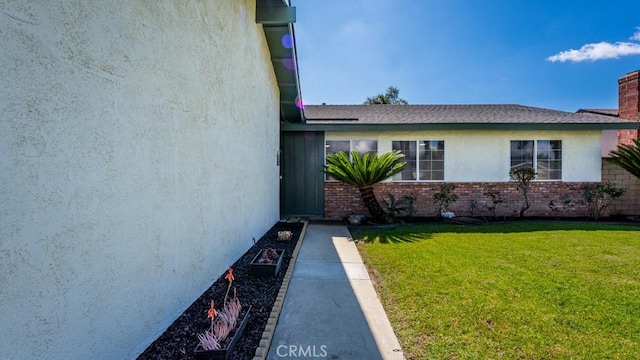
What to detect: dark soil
<box><xmin>137</xmin><ymin>221</ymin><xmax>304</xmax><ymax>360</ymax></box>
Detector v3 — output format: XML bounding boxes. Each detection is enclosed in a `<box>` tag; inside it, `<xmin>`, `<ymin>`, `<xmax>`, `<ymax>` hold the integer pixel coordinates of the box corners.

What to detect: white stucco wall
<box><xmin>326</xmin><ymin>130</ymin><xmax>602</xmax><ymax>182</ymax></box>
<box><xmin>1</xmin><ymin>1</ymin><xmax>280</xmax><ymax>359</ymax></box>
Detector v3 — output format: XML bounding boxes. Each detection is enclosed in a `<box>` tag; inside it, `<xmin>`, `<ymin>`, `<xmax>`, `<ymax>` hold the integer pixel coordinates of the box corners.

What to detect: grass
<box><xmin>351</xmin><ymin>221</ymin><xmax>640</xmax><ymax>360</ymax></box>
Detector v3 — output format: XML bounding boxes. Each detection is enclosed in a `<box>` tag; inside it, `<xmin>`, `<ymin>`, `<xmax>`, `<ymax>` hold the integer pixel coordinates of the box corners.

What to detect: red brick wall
<box><xmin>324</xmin><ymin>181</ymin><xmax>594</xmax><ymax>219</ymax></box>
<box><xmin>618</xmin><ymin>130</ymin><xmax>639</xmax><ymax>145</ymax></box>
<box><xmin>324</xmin><ymin>162</ymin><xmax>640</xmax><ymax>219</ymax></box>
<box><xmin>619</xmin><ymin>71</ymin><xmax>640</xmax><ymax>121</ymax></box>
<box><xmin>617</xmin><ymin>70</ymin><xmax>640</xmax><ymax>144</ymax></box>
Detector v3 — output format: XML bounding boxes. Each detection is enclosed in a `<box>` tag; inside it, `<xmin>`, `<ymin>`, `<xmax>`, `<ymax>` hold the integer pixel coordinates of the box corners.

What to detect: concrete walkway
<box><xmin>266</xmin><ymin>222</ymin><xmax>405</xmax><ymax>360</ymax></box>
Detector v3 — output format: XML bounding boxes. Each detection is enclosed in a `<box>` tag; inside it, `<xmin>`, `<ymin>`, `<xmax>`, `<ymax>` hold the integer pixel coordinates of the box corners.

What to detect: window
<box><xmin>325</xmin><ymin>140</ymin><xmax>350</xmax><ymax>158</ymax></box>
<box><xmin>392</xmin><ymin>140</ymin><xmax>444</xmax><ymax>181</ymax></box>
<box><xmin>510</xmin><ymin>140</ymin><xmax>561</xmax><ymax>180</ymax></box>
<box><xmin>325</xmin><ymin>140</ymin><xmax>378</xmax><ymax>180</ymax></box>
<box><xmin>325</xmin><ymin>140</ymin><xmax>377</xmax><ymax>157</ymax></box>
<box><xmin>536</xmin><ymin>140</ymin><xmax>562</xmax><ymax>180</ymax></box>
<box><xmin>510</xmin><ymin>140</ymin><xmax>534</xmax><ymax>170</ymax></box>
<box><xmin>350</xmin><ymin>140</ymin><xmax>377</xmax><ymax>156</ymax></box>
<box><xmin>392</xmin><ymin>141</ymin><xmax>416</xmax><ymax>180</ymax></box>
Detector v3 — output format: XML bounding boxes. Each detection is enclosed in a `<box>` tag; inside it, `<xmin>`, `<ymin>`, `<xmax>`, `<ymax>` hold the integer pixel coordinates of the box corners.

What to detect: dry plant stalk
<box><xmin>197</xmin><ymin>267</ymin><xmax>242</xmax><ymax>350</ymax></box>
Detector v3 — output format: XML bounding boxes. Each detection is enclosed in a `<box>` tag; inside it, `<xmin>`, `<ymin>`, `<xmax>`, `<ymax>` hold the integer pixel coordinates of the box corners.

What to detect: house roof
<box><xmin>577</xmin><ymin>108</ymin><xmax>619</xmax><ymax>117</ymax></box>
<box><xmin>280</xmin><ymin>104</ymin><xmax>640</xmax><ymax>131</ymax></box>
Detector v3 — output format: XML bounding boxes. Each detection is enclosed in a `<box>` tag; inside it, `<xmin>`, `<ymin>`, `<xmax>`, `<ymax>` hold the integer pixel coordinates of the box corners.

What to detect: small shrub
<box><xmin>383</xmin><ymin>193</ymin><xmax>416</xmax><ymax>220</ymax></box>
<box><xmin>472</xmin><ymin>190</ymin><xmax>506</xmax><ymax>221</ymax></box>
<box><xmin>255</xmin><ymin>248</ymin><xmax>280</xmax><ymax>264</ymax></box>
<box><xmin>509</xmin><ymin>166</ymin><xmax>536</xmax><ymax>217</ymax></box>
<box><xmin>549</xmin><ymin>193</ymin><xmax>577</xmax><ymax>215</ymax></box>
<box><xmin>433</xmin><ymin>184</ymin><xmax>459</xmax><ymax>217</ymax></box>
<box><xmin>580</xmin><ymin>183</ymin><xmax>626</xmax><ymax>221</ymax></box>
<box><xmin>277</xmin><ymin>231</ymin><xmax>293</xmax><ymax>241</ymax></box>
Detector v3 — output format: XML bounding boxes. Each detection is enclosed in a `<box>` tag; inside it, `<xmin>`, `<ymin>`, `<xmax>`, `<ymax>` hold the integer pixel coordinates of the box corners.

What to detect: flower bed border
<box><xmin>251</xmin><ymin>221</ymin><xmax>308</xmax><ymax>360</ymax></box>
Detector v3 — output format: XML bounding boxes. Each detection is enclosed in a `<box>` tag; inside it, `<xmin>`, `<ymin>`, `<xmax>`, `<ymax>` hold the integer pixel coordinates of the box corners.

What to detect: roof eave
<box><xmin>256</xmin><ymin>1</ymin><xmax>305</xmax><ymax>123</ymax></box>
<box><xmin>281</xmin><ymin>122</ymin><xmax>640</xmax><ymax>132</ymax></box>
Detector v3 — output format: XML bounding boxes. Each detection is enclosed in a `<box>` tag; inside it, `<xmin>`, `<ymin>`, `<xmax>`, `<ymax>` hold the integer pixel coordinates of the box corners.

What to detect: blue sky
<box><xmin>293</xmin><ymin>0</ymin><xmax>640</xmax><ymax>112</ymax></box>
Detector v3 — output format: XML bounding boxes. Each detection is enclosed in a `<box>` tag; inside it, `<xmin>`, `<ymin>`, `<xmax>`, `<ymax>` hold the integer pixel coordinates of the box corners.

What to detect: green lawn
<box><xmin>352</xmin><ymin>221</ymin><xmax>640</xmax><ymax>360</ymax></box>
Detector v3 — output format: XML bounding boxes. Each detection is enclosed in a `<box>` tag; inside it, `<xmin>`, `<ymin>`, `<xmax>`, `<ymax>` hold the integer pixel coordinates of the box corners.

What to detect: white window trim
<box><xmin>510</xmin><ymin>139</ymin><xmax>562</xmax><ymax>181</ymax></box>
<box><xmin>392</xmin><ymin>139</ymin><xmax>445</xmax><ymax>182</ymax></box>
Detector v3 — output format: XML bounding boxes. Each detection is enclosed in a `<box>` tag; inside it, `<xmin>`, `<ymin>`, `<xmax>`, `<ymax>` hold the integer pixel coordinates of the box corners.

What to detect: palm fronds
<box><xmin>608</xmin><ymin>139</ymin><xmax>640</xmax><ymax>179</ymax></box>
<box><xmin>323</xmin><ymin>150</ymin><xmax>406</xmax><ymax>187</ymax></box>
<box><xmin>323</xmin><ymin>150</ymin><xmax>406</xmax><ymax>224</ymax></box>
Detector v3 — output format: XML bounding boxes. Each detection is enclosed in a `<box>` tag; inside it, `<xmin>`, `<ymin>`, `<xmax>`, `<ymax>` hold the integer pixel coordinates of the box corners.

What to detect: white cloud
<box><xmin>547</xmin><ymin>41</ymin><xmax>640</xmax><ymax>62</ymax></box>
<box><xmin>547</xmin><ymin>28</ymin><xmax>640</xmax><ymax>63</ymax></box>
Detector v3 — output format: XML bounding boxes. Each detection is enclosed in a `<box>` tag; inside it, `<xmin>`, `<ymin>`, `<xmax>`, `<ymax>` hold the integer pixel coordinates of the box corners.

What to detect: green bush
<box><xmin>433</xmin><ymin>183</ymin><xmax>458</xmax><ymax>217</ymax></box>
<box><xmin>580</xmin><ymin>183</ymin><xmax>626</xmax><ymax>220</ymax></box>
<box><xmin>509</xmin><ymin>166</ymin><xmax>536</xmax><ymax>217</ymax></box>
<box><xmin>383</xmin><ymin>193</ymin><xmax>416</xmax><ymax>220</ymax></box>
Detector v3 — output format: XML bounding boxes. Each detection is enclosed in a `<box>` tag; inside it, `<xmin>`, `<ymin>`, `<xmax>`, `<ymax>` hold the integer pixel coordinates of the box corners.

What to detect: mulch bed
<box><xmin>137</xmin><ymin>221</ymin><xmax>305</xmax><ymax>360</ymax></box>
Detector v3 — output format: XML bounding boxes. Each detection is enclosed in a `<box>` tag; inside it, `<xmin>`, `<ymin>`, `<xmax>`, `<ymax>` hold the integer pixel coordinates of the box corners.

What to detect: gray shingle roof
<box><xmin>303</xmin><ymin>104</ymin><xmax>631</xmax><ymax>125</ymax></box>
<box><xmin>577</xmin><ymin>108</ymin><xmax>619</xmax><ymax>117</ymax></box>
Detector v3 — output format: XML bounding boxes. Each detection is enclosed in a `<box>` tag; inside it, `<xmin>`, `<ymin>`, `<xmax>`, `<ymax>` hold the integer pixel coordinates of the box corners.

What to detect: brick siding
<box><xmin>325</xmin><ymin>181</ymin><xmax>591</xmax><ymax>219</ymax></box>
<box><xmin>324</xmin><ymin>161</ymin><xmax>640</xmax><ymax>219</ymax></box>
<box><xmin>619</xmin><ymin>71</ymin><xmax>639</xmax><ymax>121</ymax></box>
<box><xmin>617</xmin><ymin>70</ymin><xmax>640</xmax><ymax>144</ymax></box>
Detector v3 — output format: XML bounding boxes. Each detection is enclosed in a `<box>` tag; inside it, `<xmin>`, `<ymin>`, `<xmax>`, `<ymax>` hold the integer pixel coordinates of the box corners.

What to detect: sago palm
<box><xmin>324</xmin><ymin>150</ymin><xmax>406</xmax><ymax>224</ymax></box>
<box><xmin>608</xmin><ymin>139</ymin><xmax>640</xmax><ymax>180</ymax></box>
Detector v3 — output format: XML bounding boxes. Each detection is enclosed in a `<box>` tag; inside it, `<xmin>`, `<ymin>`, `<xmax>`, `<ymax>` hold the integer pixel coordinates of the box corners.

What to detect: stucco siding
<box><xmin>325</xmin><ymin>130</ymin><xmax>602</xmax><ymax>182</ymax></box>
<box><xmin>1</xmin><ymin>1</ymin><xmax>279</xmax><ymax>359</ymax></box>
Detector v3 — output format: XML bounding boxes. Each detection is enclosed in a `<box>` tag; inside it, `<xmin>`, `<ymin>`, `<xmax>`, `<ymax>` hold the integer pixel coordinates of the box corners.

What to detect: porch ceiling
<box><xmin>256</xmin><ymin>0</ymin><xmax>305</xmax><ymax>123</ymax></box>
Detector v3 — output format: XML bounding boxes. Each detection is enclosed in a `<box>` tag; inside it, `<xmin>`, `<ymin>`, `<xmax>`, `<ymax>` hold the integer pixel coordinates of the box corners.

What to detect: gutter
<box><xmin>281</xmin><ymin>122</ymin><xmax>640</xmax><ymax>132</ymax></box>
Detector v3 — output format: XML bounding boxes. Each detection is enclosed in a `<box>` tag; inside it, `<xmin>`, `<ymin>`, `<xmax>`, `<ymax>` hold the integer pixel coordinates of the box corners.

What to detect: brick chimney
<box><xmin>618</xmin><ymin>70</ymin><xmax>640</xmax><ymax>144</ymax></box>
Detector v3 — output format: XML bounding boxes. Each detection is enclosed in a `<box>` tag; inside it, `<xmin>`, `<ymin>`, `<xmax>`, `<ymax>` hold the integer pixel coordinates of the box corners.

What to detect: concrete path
<box><xmin>266</xmin><ymin>222</ymin><xmax>405</xmax><ymax>360</ymax></box>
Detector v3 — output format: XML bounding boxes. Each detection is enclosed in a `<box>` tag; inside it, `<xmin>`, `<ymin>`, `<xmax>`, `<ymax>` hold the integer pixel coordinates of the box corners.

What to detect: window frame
<box><xmin>324</xmin><ymin>140</ymin><xmax>378</xmax><ymax>181</ymax></box>
<box><xmin>510</xmin><ymin>139</ymin><xmax>562</xmax><ymax>181</ymax></box>
<box><xmin>392</xmin><ymin>140</ymin><xmax>445</xmax><ymax>182</ymax></box>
